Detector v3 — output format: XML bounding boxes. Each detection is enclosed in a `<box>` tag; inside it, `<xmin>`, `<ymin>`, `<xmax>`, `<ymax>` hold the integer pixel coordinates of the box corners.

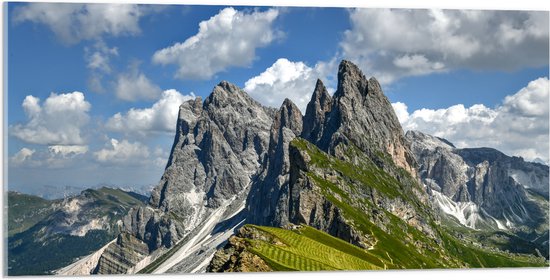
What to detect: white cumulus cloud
<box><xmin>48</xmin><ymin>145</ymin><xmax>89</xmax><ymax>157</ymax></box>
<box><xmin>115</xmin><ymin>63</ymin><xmax>163</xmax><ymax>101</ymax></box>
<box><xmin>152</xmin><ymin>7</ymin><xmax>281</xmax><ymax>80</ymax></box>
<box><xmin>11</xmin><ymin>92</ymin><xmax>91</xmax><ymax>145</ymax></box>
<box><xmin>85</xmin><ymin>41</ymin><xmax>119</xmax><ymax>93</ymax></box>
<box><xmin>244</xmin><ymin>58</ymin><xmax>335</xmax><ymax>113</ymax></box>
<box><xmin>12</xmin><ymin>3</ymin><xmax>148</xmax><ymax>44</ymax></box>
<box><xmin>342</xmin><ymin>9</ymin><xmax>549</xmax><ymax>84</ymax></box>
<box><xmin>396</xmin><ymin>77</ymin><xmax>549</xmax><ymax>163</ymax></box>
<box><xmin>94</xmin><ymin>138</ymin><xmax>150</xmax><ymax>164</ymax></box>
<box><xmin>10</xmin><ymin>148</ymin><xmax>35</xmax><ymax>166</ymax></box>
<box><xmin>106</xmin><ymin>89</ymin><xmax>195</xmax><ymax>136</ymax></box>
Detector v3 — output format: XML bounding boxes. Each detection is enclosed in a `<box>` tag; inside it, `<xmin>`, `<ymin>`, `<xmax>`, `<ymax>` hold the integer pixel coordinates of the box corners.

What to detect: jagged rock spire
<box><xmin>303</xmin><ymin>60</ymin><xmax>416</xmax><ymax>177</ymax></box>
<box><xmin>302</xmin><ymin>79</ymin><xmax>332</xmax><ymax>142</ymax></box>
<box><xmin>246</xmin><ymin>98</ymin><xmax>303</xmax><ymax>226</ymax></box>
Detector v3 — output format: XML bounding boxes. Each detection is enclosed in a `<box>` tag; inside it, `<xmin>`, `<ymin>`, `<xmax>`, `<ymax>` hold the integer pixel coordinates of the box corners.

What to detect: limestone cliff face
<box><xmin>302</xmin><ymin>79</ymin><xmax>332</xmax><ymax>143</ymax></box>
<box><xmin>150</xmin><ymin>81</ymin><xmax>275</xmax><ymax>219</ymax></box>
<box><xmin>94</xmin><ymin>233</ymin><xmax>149</xmax><ymax>274</ymax></box>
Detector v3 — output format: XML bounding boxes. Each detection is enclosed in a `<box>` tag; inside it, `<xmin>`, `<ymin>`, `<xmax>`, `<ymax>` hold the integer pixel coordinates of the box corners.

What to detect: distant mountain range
<box><xmin>8</xmin><ymin>60</ymin><xmax>548</xmax><ymax>275</ymax></box>
<box><xmin>7</xmin><ymin>187</ymin><xmax>147</xmax><ymax>275</ymax></box>
<box><xmin>11</xmin><ymin>184</ymin><xmax>155</xmax><ymax>200</ymax></box>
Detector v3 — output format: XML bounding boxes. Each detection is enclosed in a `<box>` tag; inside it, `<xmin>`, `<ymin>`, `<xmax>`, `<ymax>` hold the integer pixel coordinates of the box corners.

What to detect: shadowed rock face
<box><xmin>302</xmin><ymin>79</ymin><xmax>332</xmax><ymax>143</ymax></box>
<box><xmin>246</xmin><ymin>98</ymin><xmax>303</xmax><ymax>226</ymax></box>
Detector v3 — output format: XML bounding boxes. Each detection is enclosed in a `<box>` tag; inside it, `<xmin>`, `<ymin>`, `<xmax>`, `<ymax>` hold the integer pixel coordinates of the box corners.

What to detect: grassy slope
<box><xmin>7</xmin><ymin>192</ymin><xmax>56</xmax><ymax>236</ymax></box>
<box><xmin>244</xmin><ymin>225</ymin><xmax>386</xmax><ymax>271</ymax></box>
<box><xmin>269</xmin><ymin>138</ymin><xmax>547</xmax><ymax>270</ymax></box>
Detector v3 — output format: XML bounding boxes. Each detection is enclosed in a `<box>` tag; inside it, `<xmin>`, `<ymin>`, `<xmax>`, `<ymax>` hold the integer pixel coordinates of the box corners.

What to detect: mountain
<box><xmin>81</xmin><ymin>81</ymin><xmax>277</xmax><ymax>274</ymax></box>
<box><xmin>405</xmin><ymin>130</ymin><xmax>549</xmax><ymax>258</ymax></box>
<box><xmin>7</xmin><ymin>187</ymin><xmax>147</xmax><ymax>275</ymax></box>
<box><xmin>208</xmin><ymin>60</ymin><xmax>547</xmax><ymax>270</ymax></box>
<box><xmin>60</xmin><ymin>60</ymin><xmax>548</xmax><ymax>275</ymax></box>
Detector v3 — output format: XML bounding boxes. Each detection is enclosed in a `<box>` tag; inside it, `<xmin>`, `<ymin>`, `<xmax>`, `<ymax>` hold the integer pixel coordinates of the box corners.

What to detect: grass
<box><xmin>244</xmin><ymin>225</ymin><xmax>385</xmax><ymax>271</ymax></box>
<box><xmin>7</xmin><ymin>192</ymin><xmax>55</xmax><ymax>236</ymax></box>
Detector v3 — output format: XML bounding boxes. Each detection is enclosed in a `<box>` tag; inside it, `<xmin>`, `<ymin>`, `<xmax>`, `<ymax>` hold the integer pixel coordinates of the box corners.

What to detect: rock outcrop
<box><xmin>94</xmin><ymin>233</ymin><xmax>149</xmax><ymax>274</ymax></box>
<box><xmin>206</xmin><ymin>226</ymin><xmax>274</xmax><ymax>272</ymax></box>
<box><xmin>302</xmin><ymin>79</ymin><xmax>332</xmax><ymax>143</ymax></box>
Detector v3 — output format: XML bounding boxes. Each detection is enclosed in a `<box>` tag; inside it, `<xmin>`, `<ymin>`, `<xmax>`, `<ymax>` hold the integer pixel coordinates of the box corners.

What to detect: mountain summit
<box><xmin>59</xmin><ymin>60</ymin><xmax>547</xmax><ymax>275</ymax></box>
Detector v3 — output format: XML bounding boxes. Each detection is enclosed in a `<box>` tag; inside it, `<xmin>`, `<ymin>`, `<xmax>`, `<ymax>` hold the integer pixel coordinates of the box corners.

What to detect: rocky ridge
<box><xmin>90</xmin><ymin>81</ymin><xmax>276</xmax><ymax>274</ymax></box>
<box><xmin>406</xmin><ymin>130</ymin><xmax>548</xmax><ymax>230</ymax></box>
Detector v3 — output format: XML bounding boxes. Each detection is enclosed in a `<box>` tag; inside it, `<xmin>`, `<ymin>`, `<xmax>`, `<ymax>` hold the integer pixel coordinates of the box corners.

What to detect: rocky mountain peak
<box><xmin>405</xmin><ymin>130</ymin><xmax>455</xmax><ymax>152</ymax></box>
<box><xmin>333</xmin><ymin>60</ymin><xmax>368</xmax><ymax>101</ymax></box>
<box><xmin>145</xmin><ymin>80</ymin><xmax>275</xmax><ymax>246</ymax></box>
<box><xmin>302</xmin><ymin>79</ymin><xmax>332</xmax><ymax>142</ymax></box>
<box><xmin>277</xmin><ymin>98</ymin><xmax>303</xmax><ymax>136</ymax></box>
<box><xmin>204</xmin><ymin>80</ymin><xmax>262</xmax><ymax>110</ymax></box>
<box><xmin>309</xmin><ymin>60</ymin><xmax>416</xmax><ymax>177</ymax></box>
<box><xmin>408</xmin><ymin>130</ymin><xmax>548</xmax><ymax>231</ymax></box>
<box><xmin>165</xmin><ymin>97</ymin><xmax>203</xmax><ymax>177</ymax></box>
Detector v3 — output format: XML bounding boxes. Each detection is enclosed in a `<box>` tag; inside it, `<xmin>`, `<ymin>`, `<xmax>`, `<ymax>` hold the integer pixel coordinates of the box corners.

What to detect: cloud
<box><xmin>10</xmin><ymin>148</ymin><xmax>35</xmax><ymax>166</ymax></box>
<box><xmin>152</xmin><ymin>7</ymin><xmax>281</xmax><ymax>80</ymax></box>
<box><xmin>244</xmin><ymin>58</ymin><xmax>336</xmax><ymax>112</ymax></box>
<box><xmin>115</xmin><ymin>63</ymin><xmax>162</xmax><ymax>101</ymax></box>
<box><xmin>11</xmin><ymin>92</ymin><xmax>91</xmax><ymax>145</ymax></box>
<box><xmin>48</xmin><ymin>145</ymin><xmax>89</xmax><ymax>157</ymax></box>
<box><xmin>94</xmin><ymin>138</ymin><xmax>150</xmax><ymax>164</ymax></box>
<box><xmin>396</xmin><ymin>77</ymin><xmax>549</xmax><ymax>163</ymax></box>
<box><xmin>10</xmin><ymin>144</ymin><xmax>89</xmax><ymax>168</ymax></box>
<box><xmin>12</xmin><ymin>3</ymin><xmax>148</xmax><ymax>44</ymax></box>
<box><xmin>106</xmin><ymin>89</ymin><xmax>195</xmax><ymax>136</ymax></box>
<box><xmin>391</xmin><ymin>102</ymin><xmax>410</xmax><ymax>123</ymax></box>
<box><xmin>342</xmin><ymin>9</ymin><xmax>549</xmax><ymax>84</ymax></box>
<box><xmin>85</xmin><ymin>41</ymin><xmax>119</xmax><ymax>93</ymax></box>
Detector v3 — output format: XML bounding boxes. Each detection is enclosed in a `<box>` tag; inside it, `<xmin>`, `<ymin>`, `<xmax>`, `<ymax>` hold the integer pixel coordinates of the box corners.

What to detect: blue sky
<box><xmin>4</xmin><ymin>2</ymin><xmax>549</xmax><ymax>197</ymax></box>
